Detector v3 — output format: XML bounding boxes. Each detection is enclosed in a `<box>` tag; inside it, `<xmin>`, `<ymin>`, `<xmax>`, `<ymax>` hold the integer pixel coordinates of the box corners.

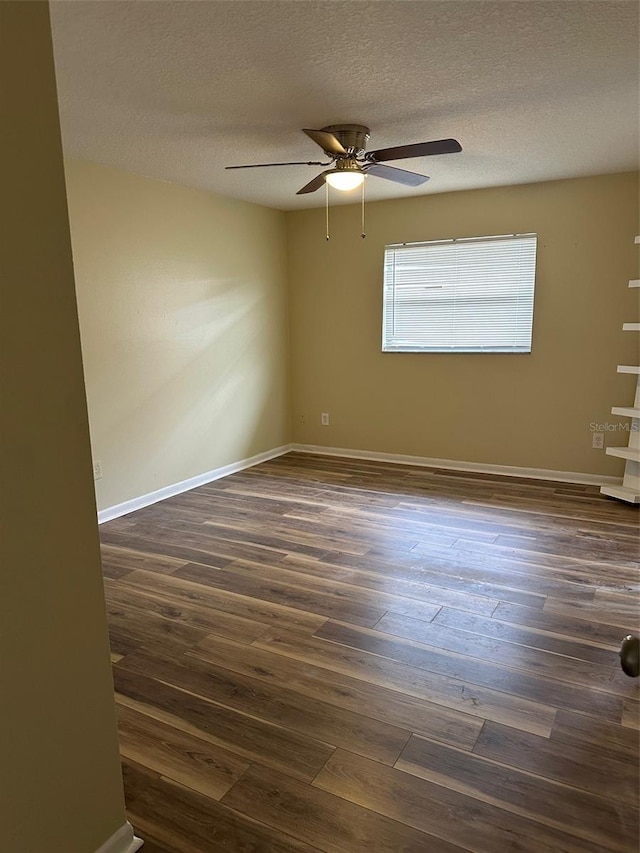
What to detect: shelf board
<box><xmin>629</xmin><ymin>280</ymin><xmax>640</xmax><ymax>288</ymax></box>
<box><xmin>606</xmin><ymin>446</ymin><xmax>640</xmax><ymax>462</ymax></box>
<box><xmin>617</xmin><ymin>365</ymin><xmax>640</xmax><ymax>374</ymax></box>
<box><xmin>611</xmin><ymin>406</ymin><xmax>640</xmax><ymax>418</ymax></box>
<box><xmin>622</xmin><ymin>323</ymin><xmax>640</xmax><ymax>331</ymax></box>
<box><xmin>600</xmin><ymin>483</ymin><xmax>640</xmax><ymax>503</ymax></box>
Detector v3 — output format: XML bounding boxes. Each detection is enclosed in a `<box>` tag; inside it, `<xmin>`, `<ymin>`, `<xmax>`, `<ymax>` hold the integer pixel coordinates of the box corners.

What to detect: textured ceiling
<box><xmin>50</xmin><ymin>1</ymin><xmax>639</xmax><ymax>211</ymax></box>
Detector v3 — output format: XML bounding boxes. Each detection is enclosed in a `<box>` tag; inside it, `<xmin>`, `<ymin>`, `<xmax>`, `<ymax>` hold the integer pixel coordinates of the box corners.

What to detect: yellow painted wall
<box><xmin>64</xmin><ymin>160</ymin><xmax>290</xmax><ymax>511</ymax></box>
<box><xmin>0</xmin><ymin>4</ymin><xmax>127</xmax><ymax>851</ymax></box>
<box><xmin>287</xmin><ymin>172</ymin><xmax>639</xmax><ymax>476</ymax></box>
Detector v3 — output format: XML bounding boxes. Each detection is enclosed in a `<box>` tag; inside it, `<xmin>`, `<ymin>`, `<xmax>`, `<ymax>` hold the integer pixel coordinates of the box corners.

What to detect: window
<box><xmin>382</xmin><ymin>233</ymin><xmax>537</xmax><ymax>353</ymax></box>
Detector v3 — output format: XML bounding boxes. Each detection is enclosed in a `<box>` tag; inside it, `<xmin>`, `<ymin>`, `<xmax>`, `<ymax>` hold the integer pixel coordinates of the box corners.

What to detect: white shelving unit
<box><xmin>601</xmin><ymin>238</ymin><xmax>640</xmax><ymax>504</ymax></box>
<box><xmin>606</xmin><ymin>446</ymin><xmax>640</xmax><ymax>462</ymax></box>
<box><xmin>611</xmin><ymin>406</ymin><xmax>640</xmax><ymax>418</ymax></box>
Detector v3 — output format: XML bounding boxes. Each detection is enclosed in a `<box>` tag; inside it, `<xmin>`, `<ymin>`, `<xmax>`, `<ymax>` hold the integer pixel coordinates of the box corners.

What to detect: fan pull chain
<box><xmin>325</xmin><ymin>181</ymin><xmax>330</xmax><ymax>241</ymax></box>
<box><xmin>361</xmin><ymin>178</ymin><xmax>366</xmax><ymax>239</ymax></box>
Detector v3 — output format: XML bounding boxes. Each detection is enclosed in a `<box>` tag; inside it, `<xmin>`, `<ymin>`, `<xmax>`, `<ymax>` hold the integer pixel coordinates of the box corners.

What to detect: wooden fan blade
<box><xmin>367</xmin><ymin>138</ymin><xmax>462</xmax><ymax>162</ymax></box>
<box><xmin>226</xmin><ymin>161</ymin><xmax>327</xmax><ymax>170</ymax></box>
<box><xmin>365</xmin><ymin>163</ymin><xmax>429</xmax><ymax>186</ymax></box>
<box><xmin>303</xmin><ymin>128</ymin><xmax>347</xmax><ymax>156</ymax></box>
<box><xmin>296</xmin><ymin>172</ymin><xmax>327</xmax><ymax>195</ymax></box>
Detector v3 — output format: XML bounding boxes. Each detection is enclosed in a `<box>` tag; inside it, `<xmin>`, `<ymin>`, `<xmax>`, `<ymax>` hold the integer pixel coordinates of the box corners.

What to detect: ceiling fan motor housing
<box><xmin>322</xmin><ymin>124</ymin><xmax>371</xmax><ymax>157</ymax></box>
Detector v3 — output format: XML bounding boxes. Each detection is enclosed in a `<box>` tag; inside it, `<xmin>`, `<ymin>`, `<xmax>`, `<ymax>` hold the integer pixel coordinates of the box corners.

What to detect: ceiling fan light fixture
<box><xmin>325</xmin><ymin>168</ymin><xmax>365</xmax><ymax>191</ymax></box>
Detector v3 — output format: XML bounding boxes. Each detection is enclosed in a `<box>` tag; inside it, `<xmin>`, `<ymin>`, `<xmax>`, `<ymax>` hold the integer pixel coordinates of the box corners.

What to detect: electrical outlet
<box><xmin>299</xmin><ymin>412</ymin><xmax>306</xmax><ymax>423</ymax></box>
<box><xmin>321</xmin><ymin>412</ymin><xmax>329</xmax><ymax>426</ymax></box>
<box><xmin>592</xmin><ymin>433</ymin><xmax>604</xmax><ymax>449</ymax></box>
<box><xmin>93</xmin><ymin>460</ymin><xmax>103</xmax><ymax>480</ymax></box>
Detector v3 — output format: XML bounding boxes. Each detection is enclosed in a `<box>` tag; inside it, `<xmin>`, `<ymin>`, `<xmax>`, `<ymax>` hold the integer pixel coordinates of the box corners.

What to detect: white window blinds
<box><xmin>382</xmin><ymin>233</ymin><xmax>537</xmax><ymax>353</ymax></box>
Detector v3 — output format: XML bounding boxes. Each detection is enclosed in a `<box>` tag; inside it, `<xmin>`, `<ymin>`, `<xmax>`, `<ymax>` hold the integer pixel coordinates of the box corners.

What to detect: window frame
<box><xmin>381</xmin><ymin>232</ymin><xmax>538</xmax><ymax>354</ymax></box>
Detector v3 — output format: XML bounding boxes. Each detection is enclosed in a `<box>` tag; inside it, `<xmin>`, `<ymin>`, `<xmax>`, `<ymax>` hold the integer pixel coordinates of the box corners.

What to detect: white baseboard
<box><xmin>95</xmin><ymin>822</ymin><xmax>143</xmax><ymax>853</ymax></box>
<box><xmin>97</xmin><ymin>444</ymin><xmax>292</xmax><ymax>523</ymax></box>
<box><xmin>98</xmin><ymin>441</ymin><xmax>621</xmax><ymax>524</ymax></box>
<box><xmin>291</xmin><ymin>443</ymin><xmax>622</xmax><ymax>487</ymax></box>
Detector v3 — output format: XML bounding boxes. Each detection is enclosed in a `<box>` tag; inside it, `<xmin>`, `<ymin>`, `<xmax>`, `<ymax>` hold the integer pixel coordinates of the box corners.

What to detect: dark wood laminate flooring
<box><xmin>100</xmin><ymin>453</ymin><xmax>640</xmax><ymax>853</ymax></box>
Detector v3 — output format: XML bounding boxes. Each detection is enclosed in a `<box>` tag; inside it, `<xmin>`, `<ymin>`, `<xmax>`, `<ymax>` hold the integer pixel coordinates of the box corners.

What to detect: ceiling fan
<box><xmin>226</xmin><ymin>124</ymin><xmax>462</xmax><ymax>195</ymax></box>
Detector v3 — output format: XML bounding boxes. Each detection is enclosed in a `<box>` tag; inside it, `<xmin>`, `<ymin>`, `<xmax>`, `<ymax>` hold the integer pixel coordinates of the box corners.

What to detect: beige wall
<box><xmin>0</xmin><ymin>4</ymin><xmax>127</xmax><ymax>852</ymax></box>
<box><xmin>287</xmin><ymin>172</ymin><xmax>640</xmax><ymax>476</ymax></box>
<box><xmin>64</xmin><ymin>160</ymin><xmax>290</xmax><ymax>511</ymax></box>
